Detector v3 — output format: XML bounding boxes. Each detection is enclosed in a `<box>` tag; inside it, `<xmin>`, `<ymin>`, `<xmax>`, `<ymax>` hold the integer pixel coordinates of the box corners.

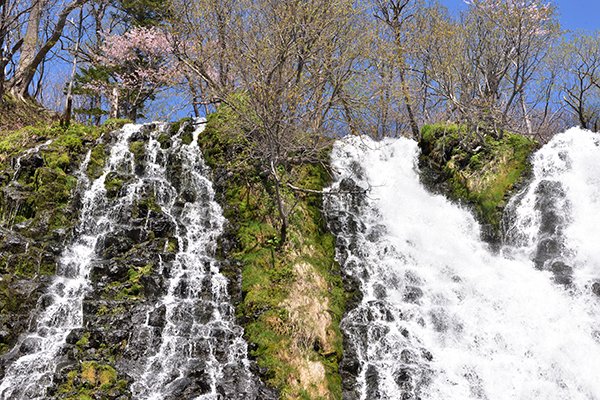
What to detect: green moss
<box><xmin>33</xmin><ymin>167</ymin><xmax>76</xmax><ymax>206</ymax></box>
<box><xmin>0</xmin><ymin>121</ymin><xmax>107</xmax><ymax>361</ymax></box>
<box><xmin>0</xmin><ymin>130</ymin><xmax>28</xmax><ymax>158</ymax></box>
<box><xmin>166</xmin><ymin>237</ymin><xmax>178</xmax><ymax>253</ymax></box>
<box><xmin>86</xmin><ymin>143</ymin><xmax>107</xmax><ymax>180</ymax></box>
<box><xmin>157</xmin><ymin>132</ymin><xmax>171</xmax><ymax>149</ymax></box>
<box><xmin>54</xmin><ymin>134</ymin><xmax>83</xmax><ymax>152</ymax></box>
<box><xmin>420</xmin><ymin>123</ymin><xmax>537</xmax><ymax>232</ymax></box>
<box><xmin>43</xmin><ymin>151</ymin><xmax>71</xmax><ymax>170</ymax></box>
<box><xmin>101</xmin><ymin>118</ymin><xmax>132</xmax><ymax>133</ymax></box>
<box><xmin>199</xmin><ymin>104</ymin><xmax>345</xmax><ymax>399</ymax></box>
<box><xmin>104</xmin><ymin>172</ymin><xmax>126</xmax><ymax>198</ymax></box>
<box><xmin>168</xmin><ymin>117</ymin><xmax>193</xmax><ymax>136</ymax></box>
<box><xmin>131</xmin><ymin>194</ymin><xmax>162</xmax><ymax>218</ymax></box>
<box><xmin>76</xmin><ymin>332</ymin><xmax>90</xmax><ymax>348</ymax></box>
<box><xmin>56</xmin><ymin>361</ymin><xmax>122</xmax><ymax>399</ymax></box>
<box><xmin>103</xmin><ymin>263</ymin><xmax>153</xmax><ymax>301</ymax></box>
<box><xmin>129</xmin><ymin>141</ymin><xmax>145</xmax><ymax>163</ymax></box>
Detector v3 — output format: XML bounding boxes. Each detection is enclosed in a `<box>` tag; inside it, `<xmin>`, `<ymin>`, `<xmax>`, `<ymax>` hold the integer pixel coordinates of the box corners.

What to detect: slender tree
<box><xmin>8</xmin><ymin>0</ymin><xmax>88</xmax><ymax>99</ymax></box>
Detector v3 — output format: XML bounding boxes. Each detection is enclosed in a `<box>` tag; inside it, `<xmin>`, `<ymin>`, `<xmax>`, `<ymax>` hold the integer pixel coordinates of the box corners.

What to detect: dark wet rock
<box><xmin>104</xmin><ymin>171</ymin><xmax>133</xmax><ymax>198</ymax></box>
<box><xmin>365</xmin><ymin>364</ymin><xmax>381</xmax><ymax>400</ymax></box>
<box><xmin>90</xmin><ymin>261</ymin><xmax>129</xmax><ymax>283</ymax></box>
<box><xmin>97</xmin><ymin>233</ymin><xmax>134</xmax><ymax>259</ymax></box>
<box><xmin>394</xmin><ymin>367</ymin><xmax>413</xmax><ymax>389</ymax></box>
<box><xmin>430</xmin><ymin>308</ymin><xmax>449</xmax><ymax>332</ymax></box>
<box><xmin>369</xmin><ymin>324</ymin><xmax>391</xmax><ymax>342</ymax></box>
<box><xmin>421</xmin><ymin>348</ymin><xmax>433</xmax><ymax>361</ymax></box>
<box><xmin>148</xmin><ymin>305</ymin><xmax>166</xmax><ymax>327</ymax></box>
<box><xmin>2</xmin><ymin>233</ymin><xmax>28</xmax><ymax>252</ymax></box>
<box><xmin>400</xmin><ymin>349</ymin><xmax>417</xmax><ymax>364</ymax></box>
<box><xmin>19</xmin><ymin>153</ymin><xmax>44</xmax><ymax>171</ymax></box>
<box><xmin>147</xmin><ymin>211</ymin><xmax>176</xmax><ymax>238</ymax></box>
<box><xmin>123</xmin><ymin>227</ymin><xmax>145</xmax><ymax>243</ymax></box>
<box><xmin>373</xmin><ymin>283</ymin><xmax>387</xmax><ymax>299</ymax></box>
<box><xmin>550</xmin><ymin>261</ymin><xmax>573</xmax><ymax>285</ymax></box>
<box><xmin>180</xmin><ymin>188</ymin><xmax>196</xmax><ymax>203</ymax></box>
<box><xmin>140</xmin><ymin>274</ymin><xmax>164</xmax><ymax>299</ymax></box>
<box><xmin>65</xmin><ymin>329</ymin><xmax>84</xmax><ymax>345</ymax></box>
<box><xmin>365</xmin><ymin>300</ymin><xmax>395</xmax><ymax>322</ymax></box>
<box><xmin>404</xmin><ymin>286</ymin><xmax>424</xmax><ymax>303</ymax></box>
<box><xmin>366</xmin><ymin>224</ymin><xmax>387</xmax><ymax>243</ymax></box>
<box><xmin>533</xmin><ymin>237</ymin><xmax>562</xmax><ymax>269</ymax></box>
<box><xmin>19</xmin><ymin>337</ymin><xmax>41</xmax><ymax>355</ymax></box>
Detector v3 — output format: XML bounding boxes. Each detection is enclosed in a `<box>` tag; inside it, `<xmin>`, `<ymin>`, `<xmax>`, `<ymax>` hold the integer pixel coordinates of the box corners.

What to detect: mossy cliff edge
<box><xmin>199</xmin><ymin>107</ymin><xmax>347</xmax><ymax>400</ymax></box>
<box><xmin>419</xmin><ymin>123</ymin><xmax>538</xmax><ymax>242</ymax></box>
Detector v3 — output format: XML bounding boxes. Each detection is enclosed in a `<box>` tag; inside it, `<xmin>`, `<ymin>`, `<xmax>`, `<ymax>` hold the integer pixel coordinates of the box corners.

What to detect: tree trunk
<box><xmin>10</xmin><ymin>0</ymin><xmax>45</xmax><ymax>99</ymax></box>
<box><xmin>392</xmin><ymin>30</ymin><xmax>420</xmax><ymax>139</ymax></box>
<box><xmin>10</xmin><ymin>0</ymin><xmax>86</xmax><ymax>99</ymax></box>
<box><xmin>271</xmin><ymin>160</ymin><xmax>288</xmax><ymax>246</ymax></box>
<box><xmin>520</xmin><ymin>94</ymin><xmax>533</xmax><ymax>136</ymax></box>
<box><xmin>398</xmin><ymin>68</ymin><xmax>420</xmax><ymax>139</ymax></box>
<box><xmin>63</xmin><ymin>6</ymin><xmax>83</xmax><ymax>127</ymax></box>
<box><xmin>110</xmin><ymin>87</ymin><xmax>120</xmax><ymax>119</ymax></box>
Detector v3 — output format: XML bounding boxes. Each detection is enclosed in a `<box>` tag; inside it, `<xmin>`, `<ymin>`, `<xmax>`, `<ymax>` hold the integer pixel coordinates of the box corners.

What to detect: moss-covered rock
<box><xmin>0</xmin><ymin>122</ymin><xmax>105</xmax><ymax>357</ymax></box>
<box><xmin>104</xmin><ymin>172</ymin><xmax>130</xmax><ymax>198</ymax></box>
<box><xmin>86</xmin><ymin>143</ymin><xmax>108</xmax><ymax>180</ymax></box>
<box><xmin>52</xmin><ymin>357</ymin><xmax>130</xmax><ymax>399</ymax></box>
<box><xmin>199</xmin><ymin>106</ymin><xmax>347</xmax><ymax>399</ymax></box>
<box><xmin>419</xmin><ymin>123</ymin><xmax>538</xmax><ymax>241</ymax></box>
<box><xmin>101</xmin><ymin>118</ymin><xmax>132</xmax><ymax>134</ymax></box>
<box><xmin>129</xmin><ymin>140</ymin><xmax>145</xmax><ymax>164</ymax></box>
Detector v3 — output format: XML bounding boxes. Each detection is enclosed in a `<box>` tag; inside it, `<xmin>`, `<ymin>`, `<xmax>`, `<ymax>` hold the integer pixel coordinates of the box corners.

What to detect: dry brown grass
<box><xmin>0</xmin><ymin>95</ymin><xmax>53</xmax><ymax>132</ymax></box>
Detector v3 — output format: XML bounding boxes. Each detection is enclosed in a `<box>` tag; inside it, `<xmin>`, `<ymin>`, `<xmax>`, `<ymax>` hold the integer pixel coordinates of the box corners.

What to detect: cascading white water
<box><xmin>326</xmin><ymin>132</ymin><xmax>600</xmax><ymax>400</ymax></box>
<box><xmin>130</xmin><ymin>122</ymin><xmax>256</xmax><ymax>399</ymax></box>
<box><xmin>11</xmin><ymin>139</ymin><xmax>53</xmax><ymax>180</ymax></box>
<box><xmin>0</xmin><ymin>121</ymin><xmax>259</xmax><ymax>399</ymax></box>
<box><xmin>505</xmin><ymin>127</ymin><xmax>600</xmax><ymax>298</ymax></box>
<box><xmin>0</xmin><ymin>125</ymin><xmax>139</xmax><ymax>399</ymax></box>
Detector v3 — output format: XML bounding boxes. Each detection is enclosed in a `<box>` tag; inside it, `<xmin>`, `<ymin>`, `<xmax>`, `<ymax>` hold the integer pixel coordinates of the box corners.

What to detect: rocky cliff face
<box><xmin>0</xmin><ymin>117</ymin><xmax>540</xmax><ymax>399</ymax></box>
<box><xmin>0</xmin><ymin>120</ymin><xmax>266</xmax><ymax>399</ymax></box>
<box><xmin>0</xmin><ymin>123</ymin><xmax>102</xmax><ymax>361</ymax></box>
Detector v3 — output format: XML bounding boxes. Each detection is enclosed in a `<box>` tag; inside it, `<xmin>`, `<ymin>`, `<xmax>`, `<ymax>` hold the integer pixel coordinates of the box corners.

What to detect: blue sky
<box><xmin>442</xmin><ymin>0</ymin><xmax>599</xmax><ymax>32</ymax></box>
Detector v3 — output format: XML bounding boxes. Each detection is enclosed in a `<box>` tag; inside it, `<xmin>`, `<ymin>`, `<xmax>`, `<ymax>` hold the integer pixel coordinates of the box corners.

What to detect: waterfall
<box><xmin>128</xmin><ymin>123</ymin><xmax>257</xmax><ymax>399</ymax></box>
<box><xmin>0</xmin><ymin>122</ymin><xmax>258</xmax><ymax>399</ymax></box>
<box><xmin>325</xmin><ymin>130</ymin><xmax>600</xmax><ymax>400</ymax></box>
<box><xmin>0</xmin><ymin>125</ymin><xmax>137</xmax><ymax>399</ymax></box>
<box><xmin>504</xmin><ymin>127</ymin><xmax>600</xmax><ymax>298</ymax></box>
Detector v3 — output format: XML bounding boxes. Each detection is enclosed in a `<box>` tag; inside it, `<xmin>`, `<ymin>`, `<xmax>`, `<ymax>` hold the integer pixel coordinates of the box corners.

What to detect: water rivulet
<box><xmin>0</xmin><ymin>122</ymin><xmax>260</xmax><ymax>399</ymax></box>
<box><xmin>326</xmin><ymin>129</ymin><xmax>600</xmax><ymax>400</ymax></box>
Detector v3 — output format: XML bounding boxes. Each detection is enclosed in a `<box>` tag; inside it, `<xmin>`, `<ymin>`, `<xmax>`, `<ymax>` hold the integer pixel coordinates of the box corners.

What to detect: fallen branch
<box><xmin>286</xmin><ymin>181</ymin><xmax>370</xmax><ymax>196</ymax></box>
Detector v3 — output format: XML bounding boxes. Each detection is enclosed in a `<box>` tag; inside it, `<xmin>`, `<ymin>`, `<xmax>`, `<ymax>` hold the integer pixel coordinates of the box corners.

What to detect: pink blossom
<box><xmin>94</xmin><ymin>26</ymin><xmax>181</xmax><ymax>94</ymax></box>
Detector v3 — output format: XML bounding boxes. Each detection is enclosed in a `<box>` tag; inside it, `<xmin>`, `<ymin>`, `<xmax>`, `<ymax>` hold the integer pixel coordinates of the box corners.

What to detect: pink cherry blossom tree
<box><xmin>84</xmin><ymin>26</ymin><xmax>180</xmax><ymax>120</ymax></box>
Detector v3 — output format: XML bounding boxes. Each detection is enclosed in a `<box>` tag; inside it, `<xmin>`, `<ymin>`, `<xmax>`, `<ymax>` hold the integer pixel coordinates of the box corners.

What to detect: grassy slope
<box><xmin>199</xmin><ymin>108</ymin><xmax>346</xmax><ymax>400</ymax></box>
<box><xmin>0</xmin><ymin>95</ymin><xmax>54</xmax><ymax>131</ymax></box>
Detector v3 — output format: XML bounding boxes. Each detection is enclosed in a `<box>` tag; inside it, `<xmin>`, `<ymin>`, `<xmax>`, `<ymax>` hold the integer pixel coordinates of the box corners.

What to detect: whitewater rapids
<box><xmin>326</xmin><ymin>128</ymin><xmax>600</xmax><ymax>400</ymax></box>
